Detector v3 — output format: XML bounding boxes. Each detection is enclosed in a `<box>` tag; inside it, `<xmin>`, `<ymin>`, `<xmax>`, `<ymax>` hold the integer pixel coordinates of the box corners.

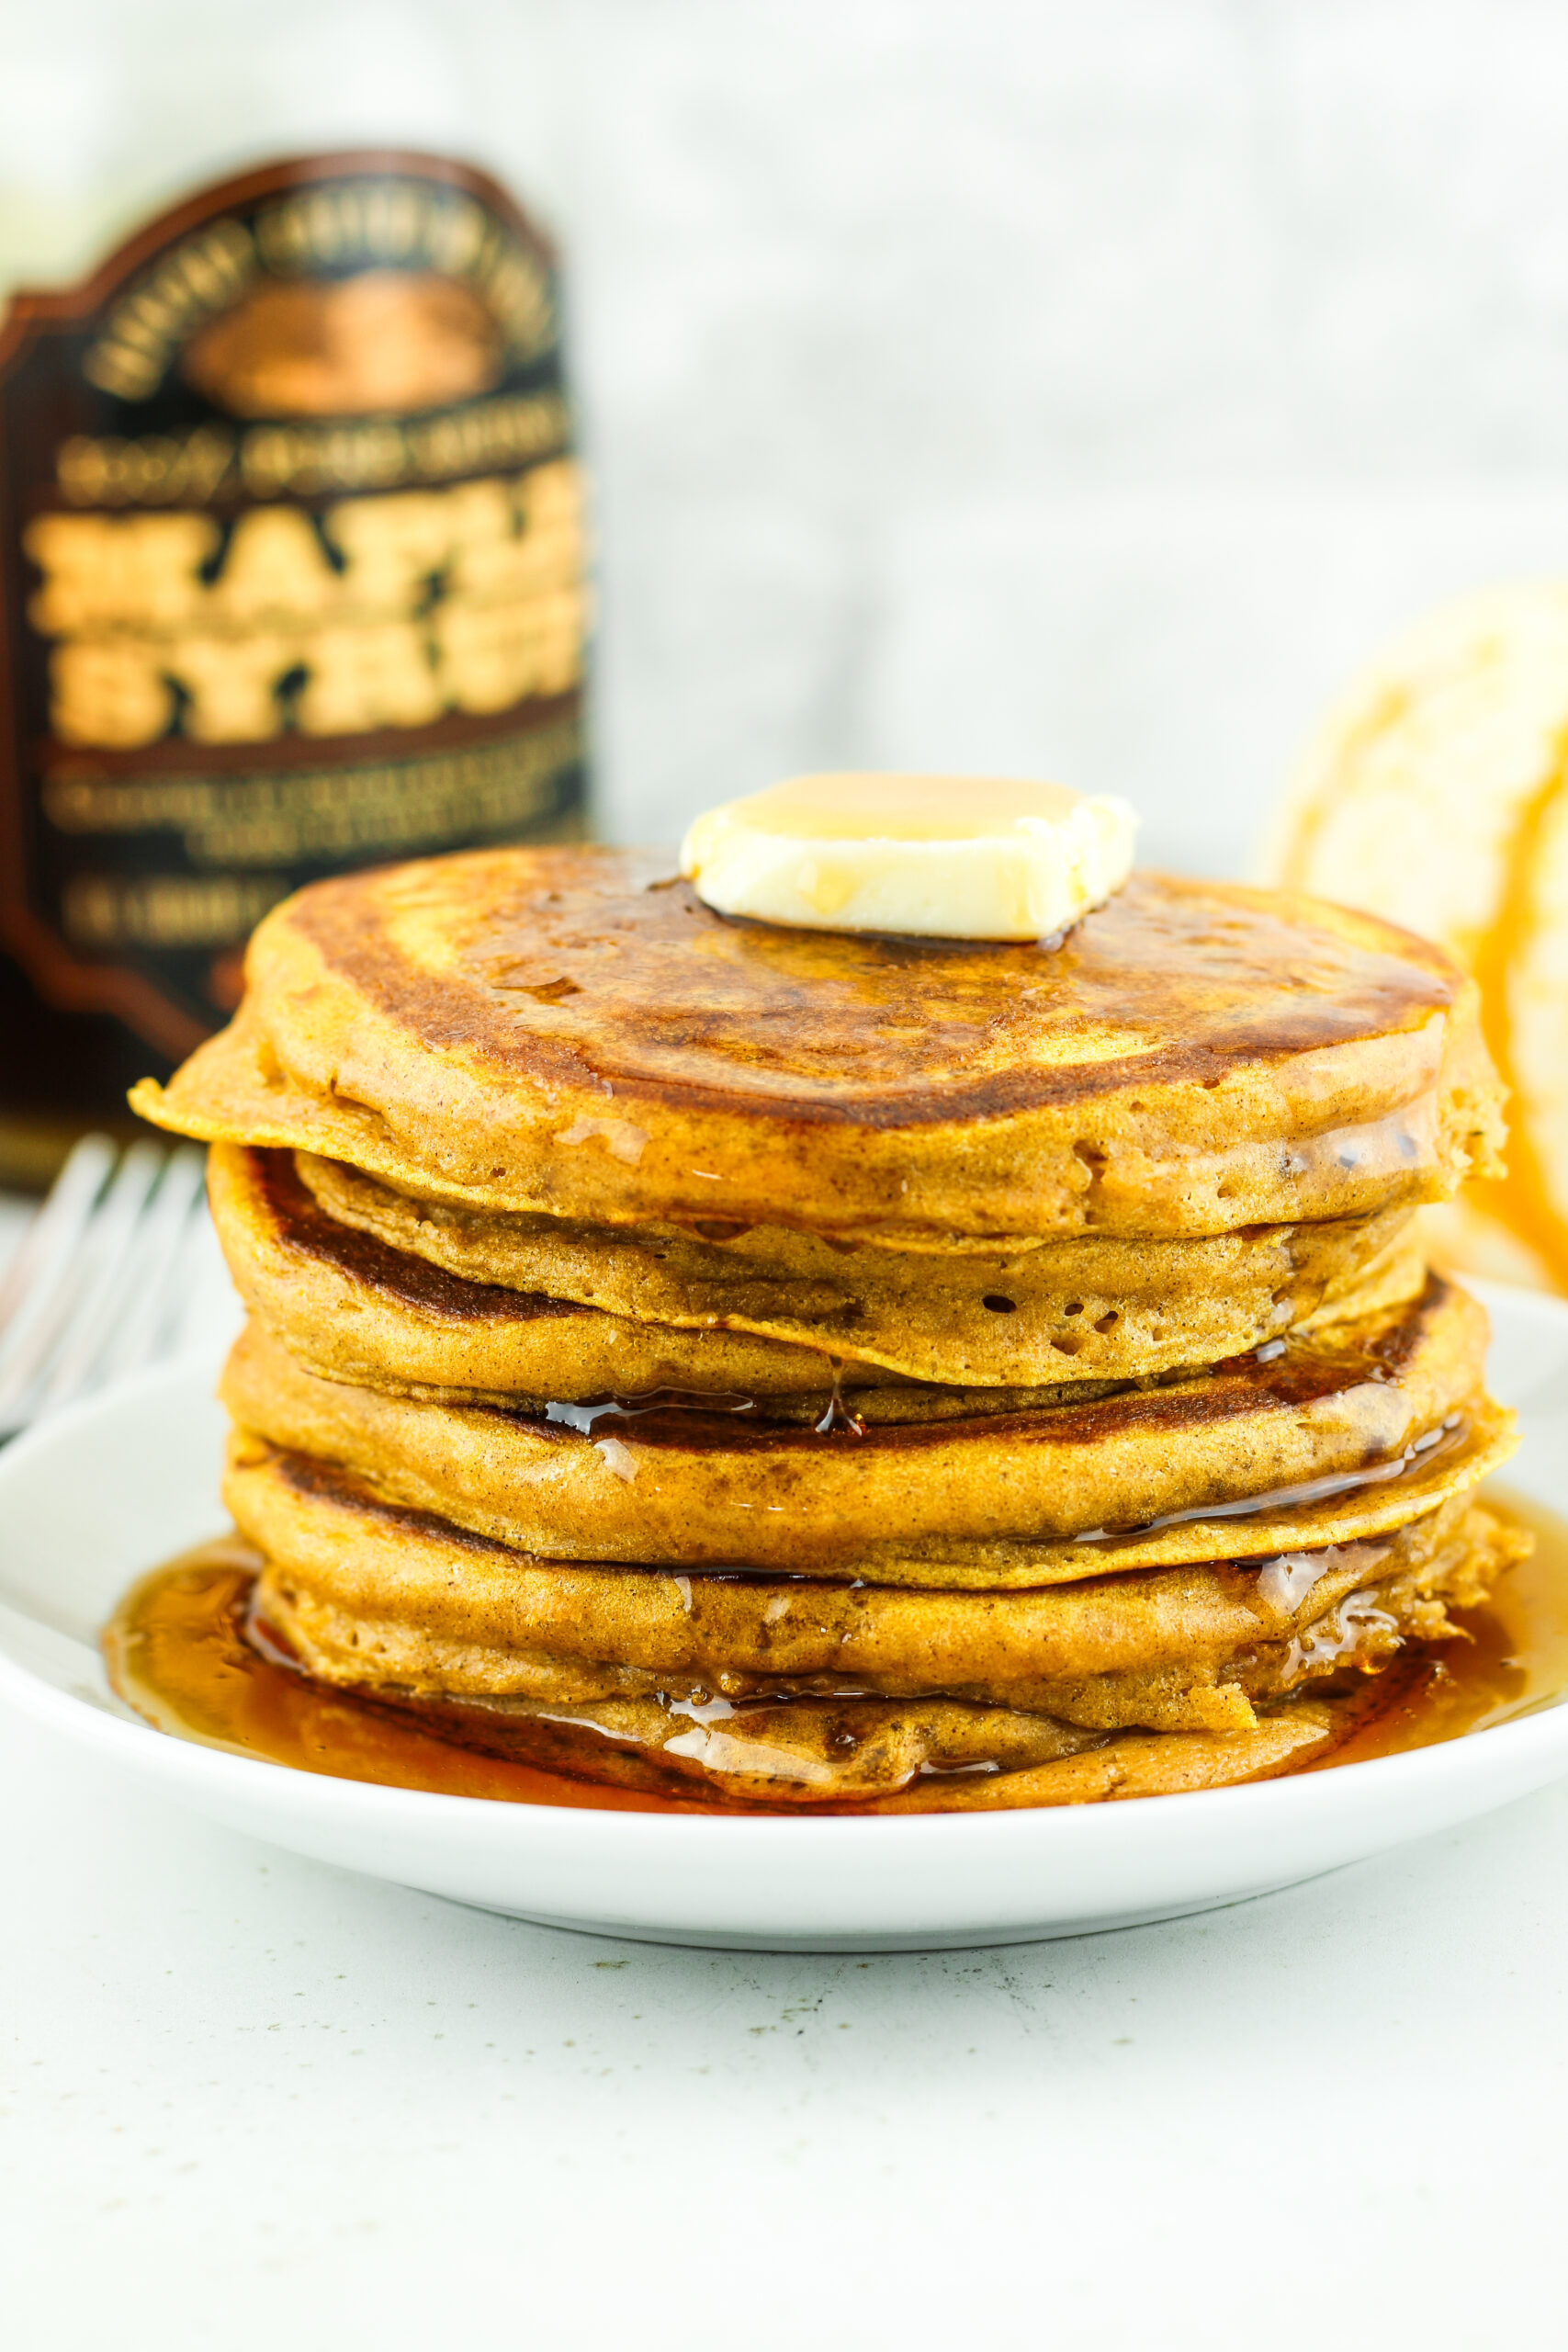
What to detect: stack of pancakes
<box><xmin>133</xmin><ymin>846</ymin><xmax>1526</xmax><ymax>1811</ymax></box>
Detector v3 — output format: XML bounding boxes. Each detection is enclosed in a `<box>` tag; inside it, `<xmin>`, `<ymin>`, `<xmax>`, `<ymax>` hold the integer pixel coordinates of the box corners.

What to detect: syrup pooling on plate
<box><xmin>102</xmin><ymin>1492</ymin><xmax>1566</xmax><ymax>1814</ymax></box>
<box><xmin>102</xmin><ymin>1541</ymin><xmax>694</xmax><ymax>1813</ymax></box>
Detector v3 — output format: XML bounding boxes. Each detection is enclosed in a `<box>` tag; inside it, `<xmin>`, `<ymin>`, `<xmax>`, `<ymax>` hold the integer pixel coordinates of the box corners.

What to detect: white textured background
<box><xmin>8</xmin><ymin>0</ymin><xmax>1568</xmax><ymax>869</ymax></box>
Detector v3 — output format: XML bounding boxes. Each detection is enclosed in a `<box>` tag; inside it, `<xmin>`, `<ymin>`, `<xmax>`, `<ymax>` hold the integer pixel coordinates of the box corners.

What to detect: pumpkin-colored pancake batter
<box><xmin>118</xmin><ymin>837</ymin><xmax>1525</xmax><ymax>1808</ymax></box>
<box><xmin>219</xmin><ymin>1146</ymin><xmax>1423</xmax><ymax>1393</ymax></box>
<box><xmin>133</xmin><ymin>850</ymin><xmax>1503</xmax><ymax>1242</ymax></box>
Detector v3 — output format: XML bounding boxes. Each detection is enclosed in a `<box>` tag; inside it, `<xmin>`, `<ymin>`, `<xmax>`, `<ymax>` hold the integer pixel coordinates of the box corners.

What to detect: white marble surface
<box><xmin>5</xmin><ymin>1695</ymin><xmax>1568</xmax><ymax>2348</ymax></box>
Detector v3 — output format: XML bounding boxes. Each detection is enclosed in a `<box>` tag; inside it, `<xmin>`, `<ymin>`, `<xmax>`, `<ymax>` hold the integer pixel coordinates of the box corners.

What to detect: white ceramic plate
<box><xmin>2</xmin><ymin>1281</ymin><xmax>1566</xmax><ymax>1953</ymax></box>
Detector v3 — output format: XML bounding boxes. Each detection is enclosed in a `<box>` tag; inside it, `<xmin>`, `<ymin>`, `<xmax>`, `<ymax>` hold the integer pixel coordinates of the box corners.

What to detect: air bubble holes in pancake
<box><xmin>246</xmin><ymin>1147</ymin><xmax>1434</xmax><ymax>1396</ymax></box>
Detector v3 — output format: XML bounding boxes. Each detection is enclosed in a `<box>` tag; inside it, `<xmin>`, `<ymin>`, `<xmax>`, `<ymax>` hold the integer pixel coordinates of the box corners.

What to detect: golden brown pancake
<box><xmin>133</xmin><ymin>850</ymin><xmax>1504</xmax><ymax>1243</ymax></box>
<box><xmin>212</xmin><ymin>1145</ymin><xmax>884</xmax><ymax>1401</ymax></box>
<box><xmin>243</xmin><ymin>1147</ymin><xmax>1424</xmax><ymax>1391</ymax></box>
<box><xmin>231</xmin><ymin>1440</ymin><xmax>1509</xmax><ymax>1735</ymax></box>
<box><xmin>124</xmin><ymin>838</ymin><xmax>1527</xmax><ymax>1814</ymax></box>
<box><xmin>305</xmin><ymin>1680</ymin><xmax>1368</xmax><ymax>1810</ymax></box>
<box><xmin>218</xmin><ymin>1275</ymin><xmax>1507</xmax><ymax>1582</ymax></box>
<box><xmin>226</xmin><ymin>1443</ymin><xmax>1526</xmax><ymax>1808</ymax></box>
<box><xmin>629</xmin><ymin>1694</ymin><xmax>1401</xmax><ymax>1808</ymax></box>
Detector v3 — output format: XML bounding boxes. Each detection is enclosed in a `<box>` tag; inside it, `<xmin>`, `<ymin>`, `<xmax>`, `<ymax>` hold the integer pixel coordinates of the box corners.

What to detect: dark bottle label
<box><xmin>0</xmin><ymin>149</ymin><xmax>587</xmax><ymax>1100</ymax></box>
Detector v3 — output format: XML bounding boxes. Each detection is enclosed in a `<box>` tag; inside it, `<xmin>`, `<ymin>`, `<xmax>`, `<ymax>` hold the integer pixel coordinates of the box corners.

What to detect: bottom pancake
<box><xmin>103</xmin><ymin>1534</ymin><xmax>1540</xmax><ymax>1813</ymax></box>
<box><xmin>237</xmin><ymin>1633</ymin><xmax>1450</xmax><ymax>1811</ymax></box>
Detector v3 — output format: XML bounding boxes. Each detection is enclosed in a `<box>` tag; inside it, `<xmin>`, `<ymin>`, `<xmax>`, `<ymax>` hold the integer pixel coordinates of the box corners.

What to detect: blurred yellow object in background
<box><xmin>1275</xmin><ymin>584</ymin><xmax>1568</xmax><ymax>1295</ymax></box>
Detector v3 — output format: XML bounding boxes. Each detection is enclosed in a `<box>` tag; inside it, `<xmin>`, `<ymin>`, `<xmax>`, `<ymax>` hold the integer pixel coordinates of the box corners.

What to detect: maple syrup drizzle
<box><xmin>1071</xmin><ymin>1413</ymin><xmax>1469</xmax><ymax>1544</ymax></box>
<box><xmin>100</xmin><ymin>1490</ymin><xmax>1567</xmax><ymax>1815</ymax></box>
<box><xmin>813</xmin><ymin>1363</ymin><xmax>867</xmax><ymax>1437</ymax></box>
<box><xmin>543</xmin><ymin>1388</ymin><xmax>758</xmax><ymax>1434</ymax></box>
<box><xmin>536</xmin><ymin>1368</ymin><xmax>871</xmax><ymax>1441</ymax></box>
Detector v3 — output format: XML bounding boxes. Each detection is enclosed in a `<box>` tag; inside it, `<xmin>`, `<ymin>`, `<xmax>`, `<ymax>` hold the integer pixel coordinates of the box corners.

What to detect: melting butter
<box><xmin>680</xmin><ymin>771</ymin><xmax>1138</xmax><ymax>940</ymax></box>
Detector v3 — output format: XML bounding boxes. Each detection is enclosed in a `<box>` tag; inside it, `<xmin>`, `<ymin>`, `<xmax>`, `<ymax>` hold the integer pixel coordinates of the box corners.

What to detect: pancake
<box><xmin>251</xmin><ymin>1148</ymin><xmax>1425</xmax><ymax>1391</ymax></box>
<box><xmin>122</xmin><ymin>832</ymin><xmax>1527</xmax><ymax>1814</ymax></box>
<box><xmin>227</xmin><ymin>1442</ymin><xmax>1525</xmax><ymax>1807</ymax></box>
<box><xmin>132</xmin><ymin>850</ymin><xmax>1504</xmax><ymax>1243</ymax></box>
<box><xmin>218</xmin><ymin>1275</ymin><xmax>1507</xmax><ymax>1581</ymax></box>
<box><xmin>231</xmin><ymin>1441</ymin><xmax>1513</xmax><ymax>1735</ymax></box>
<box><xmin>212</xmin><ymin>1144</ymin><xmax>891</xmax><ymax>1401</ymax></box>
<box><xmin>288</xmin><ymin>1679</ymin><xmax>1373</xmax><ymax>1810</ymax></box>
<box><xmin>754</xmin><ymin>1697</ymin><xmax>1393</xmax><ymax>1810</ymax></box>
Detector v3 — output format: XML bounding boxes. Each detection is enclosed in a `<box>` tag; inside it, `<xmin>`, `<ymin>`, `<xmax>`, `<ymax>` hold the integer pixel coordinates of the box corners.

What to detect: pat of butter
<box><xmin>680</xmin><ymin>772</ymin><xmax>1138</xmax><ymax>940</ymax></box>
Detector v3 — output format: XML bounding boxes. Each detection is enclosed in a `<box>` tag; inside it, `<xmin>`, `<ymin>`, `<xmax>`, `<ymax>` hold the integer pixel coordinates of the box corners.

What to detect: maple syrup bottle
<box><xmin>0</xmin><ymin>15</ymin><xmax>588</xmax><ymax>1184</ymax></box>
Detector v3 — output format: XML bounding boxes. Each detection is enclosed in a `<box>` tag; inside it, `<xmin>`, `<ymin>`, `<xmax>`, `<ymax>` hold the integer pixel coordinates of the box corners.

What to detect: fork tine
<box><xmin>0</xmin><ymin>1142</ymin><xmax>166</xmax><ymax>1429</ymax></box>
<box><xmin>0</xmin><ymin>1133</ymin><xmax>118</xmax><ymax>1368</ymax></box>
<box><xmin>28</xmin><ymin>1141</ymin><xmax>170</xmax><ymax>1417</ymax></box>
<box><xmin>93</xmin><ymin>1146</ymin><xmax>208</xmax><ymax>1385</ymax></box>
<box><xmin>165</xmin><ymin>1193</ymin><xmax>238</xmax><ymax>1360</ymax></box>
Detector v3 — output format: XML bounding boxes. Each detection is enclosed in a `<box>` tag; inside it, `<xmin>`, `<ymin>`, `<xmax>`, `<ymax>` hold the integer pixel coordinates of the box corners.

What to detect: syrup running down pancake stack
<box><xmin>132</xmin><ymin>844</ymin><xmax>1526</xmax><ymax>1810</ymax></box>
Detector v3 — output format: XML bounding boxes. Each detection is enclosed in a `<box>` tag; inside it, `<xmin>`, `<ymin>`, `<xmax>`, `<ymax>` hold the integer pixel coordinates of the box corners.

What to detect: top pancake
<box><xmin>132</xmin><ymin>846</ymin><xmax>1504</xmax><ymax>1242</ymax></box>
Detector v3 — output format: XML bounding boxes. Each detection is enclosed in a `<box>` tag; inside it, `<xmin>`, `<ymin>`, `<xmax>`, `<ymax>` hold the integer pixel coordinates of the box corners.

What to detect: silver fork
<box><xmin>0</xmin><ymin>1133</ymin><xmax>210</xmax><ymax>1440</ymax></box>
